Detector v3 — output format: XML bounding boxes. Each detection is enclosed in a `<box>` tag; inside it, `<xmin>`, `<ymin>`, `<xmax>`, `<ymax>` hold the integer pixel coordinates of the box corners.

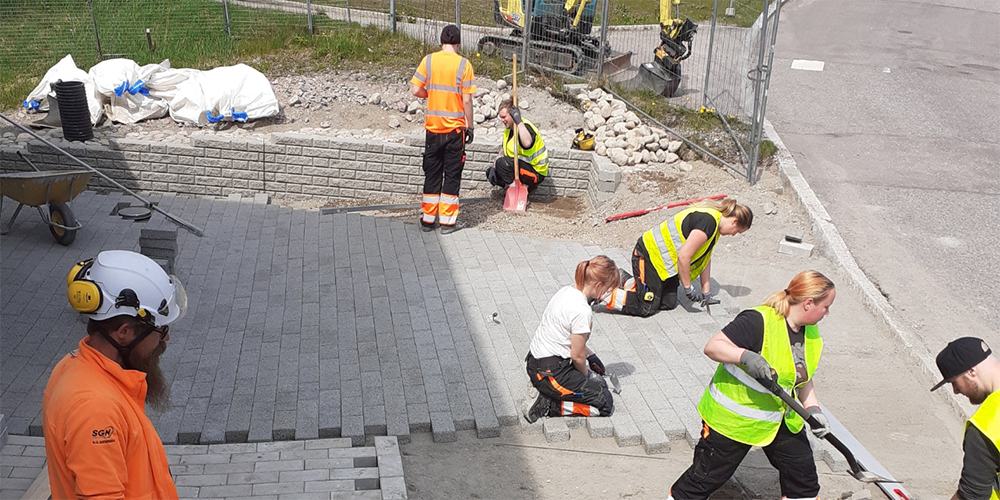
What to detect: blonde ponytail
<box><xmin>762</xmin><ymin>270</ymin><xmax>834</xmax><ymax>317</ymax></box>
<box><xmin>693</xmin><ymin>198</ymin><xmax>753</xmax><ymax>229</ymax></box>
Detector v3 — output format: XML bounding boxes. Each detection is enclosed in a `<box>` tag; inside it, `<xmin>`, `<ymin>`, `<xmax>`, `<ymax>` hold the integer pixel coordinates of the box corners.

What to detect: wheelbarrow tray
<box><xmin>0</xmin><ymin>170</ymin><xmax>92</xmax><ymax>206</ymax></box>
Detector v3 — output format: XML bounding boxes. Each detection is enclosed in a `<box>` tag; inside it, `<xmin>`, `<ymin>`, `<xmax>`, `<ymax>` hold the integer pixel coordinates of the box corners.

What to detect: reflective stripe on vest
<box><xmin>415</xmin><ymin>52</ymin><xmax>474</xmax><ymax>133</ymax></box>
<box><xmin>503</xmin><ymin>119</ymin><xmax>549</xmax><ymax>177</ymax></box>
<box><xmin>697</xmin><ymin>306</ymin><xmax>823</xmax><ymax>446</ymax></box>
<box><xmin>967</xmin><ymin>390</ymin><xmax>1000</xmax><ymax>500</ymax></box>
<box><xmin>642</xmin><ymin>208</ymin><xmax>721</xmax><ymax>281</ymax></box>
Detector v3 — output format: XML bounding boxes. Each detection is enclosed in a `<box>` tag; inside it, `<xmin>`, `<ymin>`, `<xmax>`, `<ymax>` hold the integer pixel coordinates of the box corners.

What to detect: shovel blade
<box><xmin>850</xmin><ymin>469</ymin><xmax>895</xmax><ymax>484</ymax></box>
<box><xmin>503</xmin><ymin>181</ymin><xmax>528</xmax><ymax>212</ymax></box>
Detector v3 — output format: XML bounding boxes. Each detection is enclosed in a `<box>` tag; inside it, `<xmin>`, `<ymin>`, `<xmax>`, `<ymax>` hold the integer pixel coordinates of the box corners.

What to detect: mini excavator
<box><xmin>477</xmin><ymin>0</ymin><xmax>619</xmax><ymax>75</ymax></box>
<box><xmin>477</xmin><ymin>0</ymin><xmax>696</xmax><ymax>96</ymax></box>
<box><xmin>636</xmin><ymin>0</ymin><xmax>698</xmax><ymax>97</ymax></box>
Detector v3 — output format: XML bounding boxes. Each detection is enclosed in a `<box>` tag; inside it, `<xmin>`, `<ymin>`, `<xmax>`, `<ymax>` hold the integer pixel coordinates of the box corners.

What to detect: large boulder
<box><xmin>610</xmin><ymin>147</ymin><xmax>629</xmax><ymax>166</ymax></box>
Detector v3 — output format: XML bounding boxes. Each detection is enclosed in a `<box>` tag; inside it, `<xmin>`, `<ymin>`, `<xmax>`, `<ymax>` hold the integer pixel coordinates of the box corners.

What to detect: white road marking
<box><xmin>791</xmin><ymin>59</ymin><xmax>825</xmax><ymax>71</ymax></box>
<box><xmin>936</xmin><ymin>236</ymin><xmax>963</xmax><ymax>248</ymax></box>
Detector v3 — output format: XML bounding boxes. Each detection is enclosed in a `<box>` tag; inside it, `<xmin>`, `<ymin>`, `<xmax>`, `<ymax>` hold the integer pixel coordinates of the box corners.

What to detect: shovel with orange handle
<box><xmin>503</xmin><ymin>54</ymin><xmax>528</xmax><ymax>212</ymax></box>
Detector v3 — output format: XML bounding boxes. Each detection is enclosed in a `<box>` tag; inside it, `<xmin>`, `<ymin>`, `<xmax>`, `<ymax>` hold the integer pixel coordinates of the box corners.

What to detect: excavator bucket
<box><xmin>623</xmin><ymin>61</ymin><xmax>682</xmax><ymax>98</ymax></box>
<box><xmin>602</xmin><ymin>52</ymin><xmax>633</xmax><ymax>77</ymax></box>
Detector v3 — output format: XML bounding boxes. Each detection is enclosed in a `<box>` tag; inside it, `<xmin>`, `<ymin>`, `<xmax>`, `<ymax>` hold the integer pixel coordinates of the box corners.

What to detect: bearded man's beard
<box><xmin>131</xmin><ymin>341</ymin><xmax>170</xmax><ymax>412</ymax></box>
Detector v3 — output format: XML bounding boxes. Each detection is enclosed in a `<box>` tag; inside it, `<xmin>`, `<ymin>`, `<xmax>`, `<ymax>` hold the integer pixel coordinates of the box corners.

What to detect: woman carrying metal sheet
<box><xmin>668</xmin><ymin>270</ymin><xmax>836</xmax><ymax>500</ymax></box>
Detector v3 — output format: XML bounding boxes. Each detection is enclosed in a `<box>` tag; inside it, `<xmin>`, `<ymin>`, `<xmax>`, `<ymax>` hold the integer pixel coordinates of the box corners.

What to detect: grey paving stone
<box><xmin>542</xmin><ymin>418</ymin><xmax>570</xmax><ymax>442</ymax></box>
<box><xmin>428</xmin><ymin>412</ymin><xmax>456</xmax><ymax>443</ymax></box>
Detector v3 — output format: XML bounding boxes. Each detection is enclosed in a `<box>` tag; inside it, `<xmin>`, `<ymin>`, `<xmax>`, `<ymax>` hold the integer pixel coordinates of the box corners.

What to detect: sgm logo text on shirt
<box><xmin>92</xmin><ymin>426</ymin><xmax>116</xmax><ymax>444</ymax></box>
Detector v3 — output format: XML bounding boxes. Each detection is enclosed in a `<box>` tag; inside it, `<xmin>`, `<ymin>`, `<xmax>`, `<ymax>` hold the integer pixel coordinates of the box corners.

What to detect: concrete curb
<box><xmin>763</xmin><ymin>118</ymin><xmax>972</xmax><ymax>420</ymax></box>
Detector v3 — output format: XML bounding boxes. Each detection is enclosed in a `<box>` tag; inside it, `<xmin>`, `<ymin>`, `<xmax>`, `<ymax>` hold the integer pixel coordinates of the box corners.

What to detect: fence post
<box><xmin>596</xmin><ymin>0</ymin><xmax>610</xmax><ymax>81</ymax></box>
<box><xmin>455</xmin><ymin>0</ymin><xmax>462</xmax><ymax>33</ymax></box>
<box><xmin>307</xmin><ymin>0</ymin><xmax>313</xmax><ymax>33</ymax></box>
<box><xmin>346</xmin><ymin>0</ymin><xmax>352</xmax><ymax>25</ymax></box>
<box><xmin>390</xmin><ymin>0</ymin><xmax>396</xmax><ymax>32</ymax></box>
<box><xmin>748</xmin><ymin>0</ymin><xmax>781</xmax><ymax>183</ymax></box>
<box><xmin>746</xmin><ymin>0</ymin><xmax>772</xmax><ymax>183</ymax></box>
<box><xmin>521</xmin><ymin>0</ymin><xmax>533</xmax><ymax>72</ymax></box>
<box><xmin>701</xmin><ymin>0</ymin><xmax>719</xmax><ymax>108</ymax></box>
<box><xmin>87</xmin><ymin>0</ymin><xmax>104</xmax><ymax>60</ymax></box>
<box><xmin>222</xmin><ymin>0</ymin><xmax>231</xmax><ymax>37</ymax></box>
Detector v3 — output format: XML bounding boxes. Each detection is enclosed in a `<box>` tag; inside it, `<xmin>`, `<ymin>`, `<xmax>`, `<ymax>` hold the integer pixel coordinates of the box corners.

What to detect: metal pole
<box><xmin>87</xmin><ymin>0</ymin><xmax>104</xmax><ymax>60</ymax></box>
<box><xmin>521</xmin><ymin>0</ymin><xmax>532</xmax><ymax>73</ymax></box>
<box><xmin>748</xmin><ymin>0</ymin><xmax>782</xmax><ymax>184</ymax></box>
<box><xmin>222</xmin><ymin>0</ymin><xmax>231</xmax><ymax>37</ymax></box>
<box><xmin>596</xmin><ymin>0</ymin><xmax>610</xmax><ymax>81</ymax></box>
<box><xmin>746</xmin><ymin>0</ymin><xmax>771</xmax><ymax>183</ymax></box>
<box><xmin>307</xmin><ymin>0</ymin><xmax>313</xmax><ymax>33</ymax></box>
<box><xmin>455</xmin><ymin>0</ymin><xmax>462</xmax><ymax>34</ymax></box>
<box><xmin>390</xmin><ymin>0</ymin><xmax>396</xmax><ymax>32</ymax></box>
<box><xmin>346</xmin><ymin>0</ymin><xmax>352</xmax><ymax>25</ymax></box>
<box><xmin>701</xmin><ymin>0</ymin><xmax>719</xmax><ymax>108</ymax></box>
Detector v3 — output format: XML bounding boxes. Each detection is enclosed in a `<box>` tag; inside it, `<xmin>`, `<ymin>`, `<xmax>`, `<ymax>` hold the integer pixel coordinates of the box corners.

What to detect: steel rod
<box><xmin>596</xmin><ymin>0</ymin><xmax>610</xmax><ymax>81</ymax></box>
<box><xmin>702</xmin><ymin>0</ymin><xmax>719</xmax><ymax>108</ymax></box>
<box><xmin>0</xmin><ymin>113</ymin><xmax>205</xmax><ymax>236</ymax></box>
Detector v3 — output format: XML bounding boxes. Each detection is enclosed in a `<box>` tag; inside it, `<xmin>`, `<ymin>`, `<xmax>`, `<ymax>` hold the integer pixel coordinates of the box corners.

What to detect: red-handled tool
<box><xmin>604</xmin><ymin>193</ymin><xmax>727</xmax><ymax>222</ymax></box>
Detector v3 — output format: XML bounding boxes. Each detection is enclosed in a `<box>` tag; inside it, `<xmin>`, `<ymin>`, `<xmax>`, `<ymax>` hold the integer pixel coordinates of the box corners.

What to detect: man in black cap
<box><xmin>931</xmin><ymin>337</ymin><xmax>1000</xmax><ymax>500</ymax></box>
<box><xmin>409</xmin><ymin>24</ymin><xmax>475</xmax><ymax>235</ymax></box>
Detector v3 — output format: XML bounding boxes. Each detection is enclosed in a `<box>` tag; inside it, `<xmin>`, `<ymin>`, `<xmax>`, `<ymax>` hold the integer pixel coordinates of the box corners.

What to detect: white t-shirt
<box><xmin>528</xmin><ymin>286</ymin><xmax>593</xmax><ymax>359</ymax></box>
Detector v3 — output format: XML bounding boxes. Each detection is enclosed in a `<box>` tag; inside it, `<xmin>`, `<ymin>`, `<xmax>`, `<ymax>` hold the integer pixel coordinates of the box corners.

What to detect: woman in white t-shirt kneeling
<box><xmin>524</xmin><ymin>255</ymin><xmax>620</xmax><ymax>423</ymax></box>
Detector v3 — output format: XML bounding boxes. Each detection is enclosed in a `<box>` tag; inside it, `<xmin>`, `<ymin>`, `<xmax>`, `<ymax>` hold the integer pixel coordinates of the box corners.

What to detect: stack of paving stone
<box><xmin>166</xmin><ymin>435</ymin><xmax>406</xmax><ymax>499</ymax></box>
<box><xmin>140</xmin><ymin>226</ymin><xmax>178</xmax><ymax>274</ymax></box>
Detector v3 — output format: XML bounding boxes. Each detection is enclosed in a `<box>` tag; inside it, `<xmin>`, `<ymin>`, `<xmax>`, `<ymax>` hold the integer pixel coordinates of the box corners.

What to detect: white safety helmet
<box><xmin>67</xmin><ymin>250</ymin><xmax>187</xmax><ymax>326</ymax></box>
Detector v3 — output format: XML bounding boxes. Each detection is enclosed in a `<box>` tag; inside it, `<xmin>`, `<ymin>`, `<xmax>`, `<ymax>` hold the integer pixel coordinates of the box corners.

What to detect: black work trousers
<box><xmin>525</xmin><ymin>353</ymin><xmax>613</xmax><ymax>417</ymax></box>
<box><xmin>486</xmin><ymin>157</ymin><xmax>545</xmax><ymax>191</ymax></box>
<box><xmin>422</xmin><ymin>129</ymin><xmax>465</xmax><ymax>199</ymax></box>
<box><xmin>621</xmin><ymin>237</ymin><xmax>679</xmax><ymax>317</ymax></box>
<box><xmin>670</xmin><ymin>420</ymin><xmax>819</xmax><ymax>500</ymax></box>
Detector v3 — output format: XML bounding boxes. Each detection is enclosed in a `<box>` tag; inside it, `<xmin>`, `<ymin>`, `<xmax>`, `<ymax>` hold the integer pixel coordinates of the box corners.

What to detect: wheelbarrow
<box><xmin>0</xmin><ymin>152</ymin><xmax>91</xmax><ymax>245</ymax></box>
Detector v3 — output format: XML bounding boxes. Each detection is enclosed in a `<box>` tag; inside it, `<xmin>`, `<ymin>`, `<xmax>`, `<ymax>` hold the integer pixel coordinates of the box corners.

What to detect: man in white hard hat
<box><xmin>42</xmin><ymin>250</ymin><xmax>187</xmax><ymax>500</ymax></box>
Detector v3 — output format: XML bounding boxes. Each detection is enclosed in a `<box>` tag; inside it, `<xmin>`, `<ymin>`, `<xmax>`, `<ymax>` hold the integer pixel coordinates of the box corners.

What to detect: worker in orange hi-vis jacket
<box><xmin>409</xmin><ymin>24</ymin><xmax>476</xmax><ymax>235</ymax></box>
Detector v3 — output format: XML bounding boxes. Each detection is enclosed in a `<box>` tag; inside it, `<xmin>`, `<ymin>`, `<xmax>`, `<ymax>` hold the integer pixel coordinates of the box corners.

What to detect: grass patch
<box><xmin>0</xmin><ymin>0</ymin><xmax>432</xmax><ymax>110</ymax></box>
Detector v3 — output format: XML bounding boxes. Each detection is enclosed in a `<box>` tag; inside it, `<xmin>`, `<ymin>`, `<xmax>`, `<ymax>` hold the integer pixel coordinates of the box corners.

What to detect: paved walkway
<box><xmin>0</xmin><ymin>191</ymin><xmax>848</xmax><ymax>494</ymax></box>
<box><xmin>0</xmin><ymin>434</ymin><xmax>406</xmax><ymax>500</ymax></box>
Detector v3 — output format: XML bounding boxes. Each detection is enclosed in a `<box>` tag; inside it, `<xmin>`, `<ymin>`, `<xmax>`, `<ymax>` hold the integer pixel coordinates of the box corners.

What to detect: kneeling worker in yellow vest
<box><xmin>486</xmin><ymin>99</ymin><xmax>548</xmax><ymax>192</ymax></box>
<box><xmin>601</xmin><ymin>198</ymin><xmax>752</xmax><ymax>317</ymax></box>
<box><xmin>930</xmin><ymin>337</ymin><xmax>1000</xmax><ymax>500</ymax></box>
<box><xmin>668</xmin><ymin>270</ymin><xmax>835</xmax><ymax>500</ymax></box>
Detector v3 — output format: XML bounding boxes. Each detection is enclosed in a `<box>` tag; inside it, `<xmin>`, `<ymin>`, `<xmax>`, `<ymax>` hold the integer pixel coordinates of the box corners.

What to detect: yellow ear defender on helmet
<box><xmin>572</xmin><ymin>128</ymin><xmax>595</xmax><ymax>151</ymax></box>
<box><xmin>67</xmin><ymin>259</ymin><xmax>103</xmax><ymax>313</ymax></box>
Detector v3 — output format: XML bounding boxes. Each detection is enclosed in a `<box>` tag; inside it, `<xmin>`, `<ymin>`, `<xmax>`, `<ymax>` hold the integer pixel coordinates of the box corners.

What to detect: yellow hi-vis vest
<box><xmin>967</xmin><ymin>390</ymin><xmax>1000</xmax><ymax>500</ymax></box>
<box><xmin>503</xmin><ymin>119</ymin><xmax>548</xmax><ymax>177</ymax></box>
<box><xmin>641</xmin><ymin>207</ymin><xmax>721</xmax><ymax>281</ymax></box>
<box><xmin>697</xmin><ymin>306</ymin><xmax>823</xmax><ymax>446</ymax></box>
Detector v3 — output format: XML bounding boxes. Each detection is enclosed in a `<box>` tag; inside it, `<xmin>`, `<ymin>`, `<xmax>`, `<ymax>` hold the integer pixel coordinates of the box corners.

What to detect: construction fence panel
<box><xmin>602</xmin><ymin>0</ymin><xmax>782</xmax><ymax>182</ymax></box>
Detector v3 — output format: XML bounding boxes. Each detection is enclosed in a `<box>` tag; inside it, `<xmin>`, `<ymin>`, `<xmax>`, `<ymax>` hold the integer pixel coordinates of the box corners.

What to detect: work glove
<box><xmin>509</xmin><ymin>106</ymin><xmax>522</xmax><ymax>125</ymax></box>
<box><xmin>463</xmin><ymin>127</ymin><xmax>474</xmax><ymax>144</ymax></box>
<box><xmin>805</xmin><ymin>406</ymin><xmax>830</xmax><ymax>438</ymax></box>
<box><xmin>685</xmin><ymin>285</ymin><xmax>704</xmax><ymax>302</ymax></box>
<box><xmin>587</xmin><ymin>354</ymin><xmax>606</xmax><ymax>376</ymax></box>
<box><xmin>740</xmin><ymin>349</ymin><xmax>775</xmax><ymax>383</ymax></box>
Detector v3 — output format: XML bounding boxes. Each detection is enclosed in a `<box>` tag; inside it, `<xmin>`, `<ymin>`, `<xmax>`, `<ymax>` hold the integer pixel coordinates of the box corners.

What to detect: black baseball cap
<box><xmin>931</xmin><ymin>337</ymin><xmax>992</xmax><ymax>391</ymax></box>
<box><xmin>441</xmin><ymin>25</ymin><xmax>461</xmax><ymax>45</ymax></box>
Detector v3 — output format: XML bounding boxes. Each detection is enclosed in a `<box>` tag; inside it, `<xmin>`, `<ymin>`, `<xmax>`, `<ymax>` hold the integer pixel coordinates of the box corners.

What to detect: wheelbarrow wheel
<box><xmin>49</xmin><ymin>202</ymin><xmax>77</xmax><ymax>246</ymax></box>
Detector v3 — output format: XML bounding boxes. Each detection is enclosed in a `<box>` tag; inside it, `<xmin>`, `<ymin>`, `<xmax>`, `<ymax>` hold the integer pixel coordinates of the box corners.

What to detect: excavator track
<box><xmin>478</xmin><ymin>33</ymin><xmax>596</xmax><ymax>75</ymax></box>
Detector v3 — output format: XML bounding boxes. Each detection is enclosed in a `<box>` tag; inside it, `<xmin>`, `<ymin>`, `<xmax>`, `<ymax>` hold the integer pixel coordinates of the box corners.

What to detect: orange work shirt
<box><xmin>42</xmin><ymin>337</ymin><xmax>178</xmax><ymax>500</ymax></box>
<box><xmin>410</xmin><ymin>50</ymin><xmax>476</xmax><ymax>133</ymax></box>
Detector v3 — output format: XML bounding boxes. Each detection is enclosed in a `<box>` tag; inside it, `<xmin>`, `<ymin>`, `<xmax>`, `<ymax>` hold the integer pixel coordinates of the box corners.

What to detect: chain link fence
<box><xmin>2</xmin><ymin>0</ymin><xmax>778</xmax><ymax>181</ymax></box>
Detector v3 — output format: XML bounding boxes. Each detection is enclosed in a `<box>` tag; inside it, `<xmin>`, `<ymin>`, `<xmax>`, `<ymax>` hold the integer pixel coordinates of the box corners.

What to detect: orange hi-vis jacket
<box><xmin>42</xmin><ymin>337</ymin><xmax>178</xmax><ymax>500</ymax></box>
<box><xmin>411</xmin><ymin>50</ymin><xmax>476</xmax><ymax>133</ymax></box>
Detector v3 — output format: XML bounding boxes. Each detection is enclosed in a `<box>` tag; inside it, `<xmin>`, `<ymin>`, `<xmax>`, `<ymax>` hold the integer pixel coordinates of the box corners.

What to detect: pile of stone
<box><xmin>575</xmin><ymin>88</ymin><xmax>687</xmax><ymax>168</ymax></box>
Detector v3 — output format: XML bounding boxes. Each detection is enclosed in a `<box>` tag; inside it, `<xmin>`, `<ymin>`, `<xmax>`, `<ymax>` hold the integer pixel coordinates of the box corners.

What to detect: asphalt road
<box><xmin>766</xmin><ymin>0</ymin><xmax>1000</xmax><ymax>354</ymax></box>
